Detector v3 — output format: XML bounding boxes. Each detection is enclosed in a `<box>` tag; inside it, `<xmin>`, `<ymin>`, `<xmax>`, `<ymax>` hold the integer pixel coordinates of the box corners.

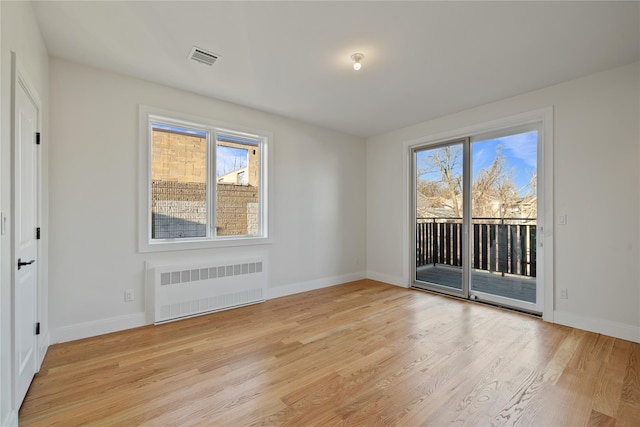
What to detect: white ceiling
<box><xmin>33</xmin><ymin>1</ymin><xmax>640</xmax><ymax>138</ymax></box>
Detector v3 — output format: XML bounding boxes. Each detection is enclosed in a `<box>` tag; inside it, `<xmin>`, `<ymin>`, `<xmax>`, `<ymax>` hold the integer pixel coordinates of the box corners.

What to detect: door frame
<box><xmin>410</xmin><ymin>137</ymin><xmax>470</xmax><ymax>300</ymax></box>
<box><xmin>403</xmin><ymin>107</ymin><xmax>554</xmax><ymax>321</ymax></box>
<box><xmin>11</xmin><ymin>52</ymin><xmax>44</xmax><ymax>409</ymax></box>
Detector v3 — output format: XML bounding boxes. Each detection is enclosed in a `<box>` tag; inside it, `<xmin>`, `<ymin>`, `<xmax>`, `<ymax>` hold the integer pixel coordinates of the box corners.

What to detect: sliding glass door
<box><xmin>414</xmin><ymin>139</ymin><xmax>468</xmax><ymax>297</ymax></box>
<box><xmin>469</xmin><ymin>127</ymin><xmax>539</xmax><ymax>310</ymax></box>
<box><xmin>413</xmin><ymin>124</ymin><xmax>542</xmax><ymax>314</ymax></box>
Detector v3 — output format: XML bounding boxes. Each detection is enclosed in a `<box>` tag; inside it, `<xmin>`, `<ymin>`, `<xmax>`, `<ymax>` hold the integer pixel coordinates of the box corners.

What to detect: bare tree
<box><xmin>417</xmin><ymin>146</ymin><xmax>462</xmax><ymax>217</ymax></box>
<box><xmin>472</xmin><ymin>147</ymin><xmax>504</xmax><ymax>217</ymax></box>
<box><xmin>217</xmin><ymin>150</ymin><xmax>248</xmax><ymax>176</ymax></box>
<box><xmin>472</xmin><ymin>146</ymin><xmax>537</xmax><ymax>219</ymax></box>
<box><xmin>418</xmin><ymin>145</ymin><xmax>536</xmax><ymax>220</ymax></box>
<box><xmin>416</xmin><ymin>181</ymin><xmax>446</xmax><ymax>201</ymax></box>
<box><xmin>515</xmin><ymin>171</ymin><xmax>537</xmax><ymax>219</ymax></box>
<box><xmin>471</xmin><ymin>146</ymin><xmax>518</xmax><ymax>218</ymax></box>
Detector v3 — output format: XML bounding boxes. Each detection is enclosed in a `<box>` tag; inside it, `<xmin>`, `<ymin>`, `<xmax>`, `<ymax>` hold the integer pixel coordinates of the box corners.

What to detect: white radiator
<box><xmin>147</xmin><ymin>258</ymin><xmax>266</xmax><ymax>324</ymax></box>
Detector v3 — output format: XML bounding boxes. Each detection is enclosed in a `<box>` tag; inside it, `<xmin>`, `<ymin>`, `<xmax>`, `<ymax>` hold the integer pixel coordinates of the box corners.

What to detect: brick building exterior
<box><xmin>151</xmin><ymin>128</ymin><xmax>259</xmax><ymax>238</ymax></box>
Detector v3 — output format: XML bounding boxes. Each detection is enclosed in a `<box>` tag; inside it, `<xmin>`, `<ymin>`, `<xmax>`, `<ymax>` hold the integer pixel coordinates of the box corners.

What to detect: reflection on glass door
<box><xmin>413</xmin><ymin>139</ymin><xmax>467</xmax><ymax>296</ymax></box>
<box><xmin>470</xmin><ymin>129</ymin><xmax>538</xmax><ymax>309</ymax></box>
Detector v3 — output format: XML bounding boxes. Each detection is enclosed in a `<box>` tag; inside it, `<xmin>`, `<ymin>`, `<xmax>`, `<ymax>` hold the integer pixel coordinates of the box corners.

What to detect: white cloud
<box><xmin>498</xmin><ymin>131</ymin><xmax>537</xmax><ymax>168</ymax></box>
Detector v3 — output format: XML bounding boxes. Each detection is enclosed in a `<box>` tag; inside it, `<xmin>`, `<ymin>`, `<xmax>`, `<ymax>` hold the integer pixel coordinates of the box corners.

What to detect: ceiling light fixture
<box><xmin>351</xmin><ymin>53</ymin><xmax>364</xmax><ymax>71</ymax></box>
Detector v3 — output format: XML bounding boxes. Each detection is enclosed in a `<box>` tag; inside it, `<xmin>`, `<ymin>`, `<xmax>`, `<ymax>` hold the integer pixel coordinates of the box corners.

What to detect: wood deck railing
<box><xmin>416</xmin><ymin>217</ymin><xmax>537</xmax><ymax>277</ymax></box>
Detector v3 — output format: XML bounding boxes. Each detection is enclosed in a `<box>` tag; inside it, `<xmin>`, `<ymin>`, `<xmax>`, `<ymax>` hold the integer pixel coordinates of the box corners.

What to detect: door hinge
<box><xmin>36</xmin><ymin>132</ymin><xmax>41</xmax><ymax>145</ymax></box>
<box><xmin>36</xmin><ymin>227</ymin><xmax>41</xmax><ymax>240</ymax></box>
<box><xmin>35</xmin><ymin>322</ymin><xmax>40</xmax><ymax>335</ymax></box>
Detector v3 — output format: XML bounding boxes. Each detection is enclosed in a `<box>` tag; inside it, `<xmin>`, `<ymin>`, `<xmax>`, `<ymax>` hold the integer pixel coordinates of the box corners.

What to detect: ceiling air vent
<box><xmin>188</xmin><ymin>46</ymin><xmax>220</xmax><ymax>66</ymax></box>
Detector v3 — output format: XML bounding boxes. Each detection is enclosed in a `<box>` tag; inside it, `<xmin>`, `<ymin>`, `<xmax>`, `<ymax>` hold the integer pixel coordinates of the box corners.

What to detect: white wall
<box><xmin>0</xmin><ymin>1</ymin><xmax>49</xmax><ymax>424</ymax></box>
<box><xmin>48</xmin><ymin>58</ymin><xmax>366</xmax><ymax>342</ymax></box>
<box><xmin>366</xmin><ymin>61</ymin><xmax>640</xmax><ymax>343</ymax></box>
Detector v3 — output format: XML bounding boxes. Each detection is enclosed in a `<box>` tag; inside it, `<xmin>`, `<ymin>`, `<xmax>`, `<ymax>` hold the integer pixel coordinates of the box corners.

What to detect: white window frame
<box><xmin>138</xmin><ymin>105</ymin><xmax>273</xmax><ymax>253</ymax></box>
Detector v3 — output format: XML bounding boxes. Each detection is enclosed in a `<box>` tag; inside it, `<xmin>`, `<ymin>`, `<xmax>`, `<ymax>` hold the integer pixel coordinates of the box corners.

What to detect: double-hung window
<box><xmin>139</xmin><ymin>106</ymin><xmax>270</xmax><ymax>252</ymax></box>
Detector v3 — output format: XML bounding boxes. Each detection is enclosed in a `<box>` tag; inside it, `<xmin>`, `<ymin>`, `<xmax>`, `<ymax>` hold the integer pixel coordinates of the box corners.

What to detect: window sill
<box><xmin>138</xmin><ymin>236</ymin><xmax>272</xmax><ymax>253</ymax></box>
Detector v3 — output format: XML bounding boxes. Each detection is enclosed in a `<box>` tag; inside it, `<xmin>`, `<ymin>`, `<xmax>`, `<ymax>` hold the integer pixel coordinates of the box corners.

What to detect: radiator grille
<box><xmin>159</xmin><ymin>261</ymin><xmax>262</xmax><ymax>286</ymax></box>
<box><xmin>149</xmin><ymin>259</ymin><xmax>266</xmax><ymax>324</ymax></box>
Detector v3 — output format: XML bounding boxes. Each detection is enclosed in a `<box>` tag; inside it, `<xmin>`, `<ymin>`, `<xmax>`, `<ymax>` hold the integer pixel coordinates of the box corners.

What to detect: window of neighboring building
<box><xmin>139</xmin><ymin>106</ymin><xmax>271</xmax><ymax>252</ymax></box>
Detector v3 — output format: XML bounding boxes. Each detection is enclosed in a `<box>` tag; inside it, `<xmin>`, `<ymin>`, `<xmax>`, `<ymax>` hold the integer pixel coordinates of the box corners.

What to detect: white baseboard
<box><xmin>51</xmin><ymin>313</ymin><xmax>148</xmax><ymax>344</ymax></box>
<box><xmin>2</xmin><ymin>410</ymin><xmax>17</xmax><ymax>427</ymax></box>
<box><xmin>366</xmin><ymin>270</ymin><xmax>407</xmax><ymax>288</ymax></box>
<box><xmin>266</xmin><ymin>271</ymin><xmax>366</xmax><ymax>300</ymax></box>
<box><xmin>554</xmin><ymin>310</ymin><xmax>640</xmax><ymax>343</ymax></box>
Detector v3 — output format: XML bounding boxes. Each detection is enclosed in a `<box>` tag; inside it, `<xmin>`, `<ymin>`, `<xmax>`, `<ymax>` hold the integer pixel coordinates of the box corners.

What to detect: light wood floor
<box><xmin>19</xmin><ymin>280</ymin><xmax>640</xmax><ymax>426</ymax></box>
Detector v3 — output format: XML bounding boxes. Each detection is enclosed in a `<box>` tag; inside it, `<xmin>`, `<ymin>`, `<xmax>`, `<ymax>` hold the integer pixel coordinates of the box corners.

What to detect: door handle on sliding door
<box><xmin>538</xmin><ymin>226</ymin><xmax>544</xmax><ymax>247</ymax></box>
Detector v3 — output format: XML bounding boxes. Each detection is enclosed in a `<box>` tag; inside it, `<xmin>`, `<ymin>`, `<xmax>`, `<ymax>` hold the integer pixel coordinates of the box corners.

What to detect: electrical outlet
<box><xmin>124</xmin><ymin>289</ymin><xmax>134</xmax><ymax>302</ymax></box>
<box><xmin>559</xmin><ymin>288</ymin><xmax>568</xmax><ymax>299</ymax></box>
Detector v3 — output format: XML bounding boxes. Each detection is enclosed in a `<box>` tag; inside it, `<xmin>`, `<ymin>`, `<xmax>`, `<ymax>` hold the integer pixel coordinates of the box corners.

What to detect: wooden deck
<box><xmin>19</xmin><ymin>280</ymin><xmax>640</xmax><ymax>426</ymax></box>
<box><xmin>416</xmin><ymin>265</ymin><xmax>536</xmax><ymax>303</ymax></box>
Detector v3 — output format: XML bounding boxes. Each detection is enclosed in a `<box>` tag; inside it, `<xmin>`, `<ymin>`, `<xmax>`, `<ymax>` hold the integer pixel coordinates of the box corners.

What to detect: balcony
<box><xmin>416</xmin><ymin>217</ymin><xmax>536</xmax><ymax>303</ymax></box>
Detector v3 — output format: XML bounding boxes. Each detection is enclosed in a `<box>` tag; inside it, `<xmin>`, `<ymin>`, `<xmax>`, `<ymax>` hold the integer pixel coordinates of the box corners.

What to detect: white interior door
<box><xmin>14</xmin><ymin>67</ymin><xmax>40</xmax><ymax>408</ymax></box>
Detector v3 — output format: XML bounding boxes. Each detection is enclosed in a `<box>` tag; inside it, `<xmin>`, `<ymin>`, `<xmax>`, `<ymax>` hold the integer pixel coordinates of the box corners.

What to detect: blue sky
<box><xmin>472</xmin><ymin>131</ymin><xmax>537</xmax><ymax>194</ymax></box>
<box><xmin>417</xmin><ymin>130</ymin><xmax>537</xmax><ymax>196</ymax></box>
<box><xmin>216</xmin><ymin>135</ymin><xmax>256</xmax><ymax>176</ymax></box>
<box><xmin>217</xmin><ymin>145</ymin><xmax>248</xmax><ymax>176</ymax></box>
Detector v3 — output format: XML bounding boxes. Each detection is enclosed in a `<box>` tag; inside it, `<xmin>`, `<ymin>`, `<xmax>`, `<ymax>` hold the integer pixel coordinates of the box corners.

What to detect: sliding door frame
<box><xmin>469</xmin><ymin>122</ymin><xmax>543</xmax><ymax>313</ymax></box>
<box><xmin>404</xmin><ymin>107</ymin><xmax>554</xmax><ymax>320</ymax></box>
<box><xmin>410</xmin><ymin>138</ymin><xmax>470</xmax><ymax>300</ymax></box>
